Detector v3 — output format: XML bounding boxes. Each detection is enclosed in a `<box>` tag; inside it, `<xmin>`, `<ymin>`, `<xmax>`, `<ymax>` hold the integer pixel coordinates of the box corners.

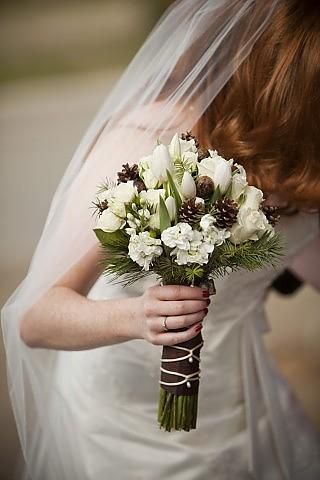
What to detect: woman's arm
<box><xmin>20</xmin><ymin>243</ymin><xmax>209</xmax><ymax>351</ymax></box>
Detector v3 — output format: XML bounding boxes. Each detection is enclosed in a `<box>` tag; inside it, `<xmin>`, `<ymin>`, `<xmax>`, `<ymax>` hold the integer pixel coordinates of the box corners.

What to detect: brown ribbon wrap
<box><xmin>160</xmin><ymin>332</ymin><xmax>203</xmax><ymax>396</ymax></box>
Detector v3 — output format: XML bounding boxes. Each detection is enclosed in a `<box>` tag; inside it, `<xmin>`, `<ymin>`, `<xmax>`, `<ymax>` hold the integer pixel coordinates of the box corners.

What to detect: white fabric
<box><xmin>38</xmin><ymin>211</ymin><xmax>320</xmax><ymax>480</ymax></box>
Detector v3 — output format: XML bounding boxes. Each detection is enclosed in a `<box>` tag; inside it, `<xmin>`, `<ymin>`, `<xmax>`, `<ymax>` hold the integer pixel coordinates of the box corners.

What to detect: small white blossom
<box><xmin>182</xmin><ymin>151</ymin><xmax>198</xmax><ymax>173</ymax></box>
<box><xmin>200</xmin><ymin>214</ymin><xmax>230</xmax><ymax>246</ymax></box>
<box><xmin>108</xmin><ymin>199</ymin><xmax>126</xmax><ymax>218</ymax></box>
<box><xmin>161</xmin><ymin>223</ymin><xmax>194</xmax><ymax>250</ymax></box>
<box><xmin>128</xmin><ymin>232</ymin><xmax>163</xmax><ymax>271</ymax></box>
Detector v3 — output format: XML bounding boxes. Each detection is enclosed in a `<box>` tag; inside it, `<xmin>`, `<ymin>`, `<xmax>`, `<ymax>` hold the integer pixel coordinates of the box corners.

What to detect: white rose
<box><xmin>242</xmin><ymin>185</ymin><xmax>264</xmax><ymax>211</ymax></box>
<box><xmin>108</xmin><ymin>199</ymin><xmax>126</xmax><ymax>218</ymax></box>
<box><xmin>229</xmin><ymin>207</ymin><xmax>269</xmax><ymax>244</ymax></box>
<box><xmin>113</xmin><ymin>181</ymin><xmax>137</xmax><ymax>203</ymax></box>
<box><xmin>150</xmin><ymin>144</ymin><xmax>174</xmax><ymax>183</ymax></box>
<box><xmin>231</xmin><ymin>164</ymin><xmax>248</xmax><ymax>201</ymax></box>
<box><xmin>198</xmin><ymin>152</ymin><xmax>232</xmax><ymax>194</ymax></box>
<box><xmin>181</xmin><ymin>171</ymin><xmax>196</xmax><ymax>199</ymax></box>
<box><xmin>96</xmin><ymin>209</ymin><xmax>126</xmax><ymax>233</ymax></box>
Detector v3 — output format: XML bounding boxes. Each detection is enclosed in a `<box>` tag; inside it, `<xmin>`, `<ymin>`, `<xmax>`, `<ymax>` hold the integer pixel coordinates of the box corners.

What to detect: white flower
<box><xmin>161</xmin><ymin>223</ymin><xmax>194</xmax><ymax>249</ymax></box>
<box><xmin>150</xmin><ymin>144</ymin><xmax>174</xmax><ymax>183</ymax></box>
<box><xmin>143</xmin><ymin>169</ymin><xmax>158</xmax><ymax>189</ymax></box>
<box><xmin>242</xmin><ymin>185</ymin><xmax>264</xmax><ymax>211</ymax></box>
<box><xmin>229</xmin><ymin>207</ymin><xmax>271</xmax><ymax>244</ymax></box>
<box><xmin>165</xmin><ymin>196</ymin><xmax>177</xmax><ymax>222</ymax></box>
<box><xmin>231</xmin><ymin>164</ymin><xmax>248</xmax><ymax>201</ymax></box>
<box><xmin>181</xmin><ymin>171</ymin><xmax>197</xmax><ymax>199</ymax></box>
<box><xmin>198</xmin><ymin>151</ymin><xmax>232</xmax><ymax>194</ymax></box>
<box><xmin>108</xmin><ymin>199</ymin><xmax>126</xmax><ymax>218</ymax></box>
<box><xmin>169</xmin><ymin>133</ymin><xmax>181</xmax><ymax>158</ymax></box>
<box><xmin>182</xmin><ymin>151</ymin><xmax>198</xmax><ymax>173</ymax></box>
<box><xmin>200</xmin><ymin>214</ymin><xmax>230</xmax><ymax>246</ymax></box>
<box><xmin>140</xmin><ymin>189</ymin><xmax>165</xmax><ymax>208</ymax></box>
<box><xmin>149</xmin><ymin>213</ymin><xmax>160</xmax><ymax>230</ymax></box>
<box><xmin>128</xmin><ymin>232</ymin><xmax>163</xmax><ymax>271</ymax></box>
<box><xmin>175</xmin><ymin>231</ymin><xmax>214</xmax><ymax>265</ymax></box>
<box><xmin>113</xmin><ymin>181</ymin><xmax>137</xmax><ymax>203</ymax></box>
<box><xmin>199</xmin><ymin>214</ymin><xmax>216</xmax><ymax>232</ymax></box>
<box><xmin>96</xmin><ymin>209</ymin><xmax>126</xmax><ymax>233</ymax></box>
<box><xmin>169</xmin><ymin>133</ymin><xmax>197</xmax><ymax>158</ymax></box>
<box><xmin>204</xmin><ymin>227</ymin><xmax>230</xmax><ymax>246</ymax></box>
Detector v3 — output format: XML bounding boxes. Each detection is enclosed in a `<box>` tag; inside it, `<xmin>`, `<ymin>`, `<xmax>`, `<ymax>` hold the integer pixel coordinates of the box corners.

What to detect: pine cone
<box><xmin>179</xmin><ymin>198</ymin><xmax>204</xmax><ymax>225</ymax></box>
<box><xmin>214</xmin><ymin>198</ymin><xmax>239</xmax><ymax>229</ymax></box>
<box><xmin>262</xmin><ymin>205</ymin><xmax>280</xmax><ymax>227</ymax></box>
<box><xmin>197</xmin><ymin>147</ymin><xmax>210</xmax><ymax>161</ymax></box>
<box><xmin>196</xmin><ymin>175</ymin><xmax>214</xmax><ymax>199</ymax></box>
<box><xmin>133</xmin><ymin>178</ymin><xmax>146</xmax><ymax>193</ymax></box>
<box><xmin>117</xmin><ymin>163</ymin><xmax>139</xmax><ymax>184</ymax></box>
<box><xmin>180</xmin><ymin>131</ymin><xmax>200</xmax><ymax>148</ymax></box>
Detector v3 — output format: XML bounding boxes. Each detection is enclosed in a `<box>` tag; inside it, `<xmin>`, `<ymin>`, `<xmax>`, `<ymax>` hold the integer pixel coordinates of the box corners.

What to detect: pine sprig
<box><xmin>207</xmin><ymin>232</ymin><xmax>284</xmax><ymax>276</ymax></box>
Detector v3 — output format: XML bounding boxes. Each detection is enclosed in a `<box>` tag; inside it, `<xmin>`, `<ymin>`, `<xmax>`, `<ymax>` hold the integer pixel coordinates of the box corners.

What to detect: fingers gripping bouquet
<box><xmin>93</xmin><ymin>132</ymin><xmax>283</xmax><ymax>432</ymax></box>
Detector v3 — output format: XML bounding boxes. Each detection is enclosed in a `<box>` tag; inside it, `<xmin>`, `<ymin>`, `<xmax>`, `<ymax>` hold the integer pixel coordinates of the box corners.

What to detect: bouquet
<box><xmin>92</xmin><ymin>132</ymin><xmax>283</xmax><ymax>432</ymax></box>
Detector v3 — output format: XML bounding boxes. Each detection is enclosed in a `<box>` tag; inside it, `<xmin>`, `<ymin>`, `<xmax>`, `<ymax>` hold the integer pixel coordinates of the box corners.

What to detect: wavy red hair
<box><xmin>194</xmin><ymin>0</ymin><xmax>320</xmax><ymax>208</ymax></box>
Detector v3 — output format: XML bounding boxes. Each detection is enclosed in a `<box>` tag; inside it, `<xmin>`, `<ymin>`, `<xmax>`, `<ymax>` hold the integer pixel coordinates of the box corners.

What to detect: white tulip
<box><xmin>96</xmin><ymin>209</ymin><xmax>125</xmax><ymax>233</ymax></box>
<box><xmin>150</xmin><ymin>144</ymin><xmax>174</xmax><ymax>183</ymax></box>
<box><xmin>181</xmin><ymin>171</ymin><xmax>196</xmax><ymax>199</ymax></box>
<box><xmin>198</xmin><ymin>152</ymin><xmax>232</xmax><ymax>194</ymax></box>
<box><xmin>113</xmin><ymin>181</ymin><xmax>137</xmax><ymax>203</ymax></box>
<box><xmin>165</xmin><ymin>196</ymin><xmax>177</xmax><ymax>221</ymax></box>
<box><xmin>242</xmin><ymin>185</ymin><xmax>264</xmax><ymax>211</ymax></box>
<box><xmin>169</xmin><ymin>133</ymin><xmax>181</xmax><ymax>158</ymax></box>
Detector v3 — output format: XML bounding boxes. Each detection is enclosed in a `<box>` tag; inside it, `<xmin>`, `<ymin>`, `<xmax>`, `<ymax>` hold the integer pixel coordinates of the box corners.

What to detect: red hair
<box><xmin>194</xmin><ymin>0</ymin><xmax>320</xmax><ymax>208</ymax></box>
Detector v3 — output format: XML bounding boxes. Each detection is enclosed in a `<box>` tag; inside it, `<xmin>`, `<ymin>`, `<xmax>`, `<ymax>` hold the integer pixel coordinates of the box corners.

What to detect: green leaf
<box><xmin>211</xmin><ymin>185</ymin><xmax>222</xmax><ymax>204</ymax></box>
<box><xmin>166</xmin><ymin>169</ymin><xmax>182</xmax><ymax>210</ymax></box>
<box><xmin>159</xmin><ymin>196</ymin><xmax>171</xmax><ymax>232</ymax></box>
<box><xmin>224</xmin><ymin>182</ymin><xmax>233</xmax><ymax>198</ymax></box>
<box><xmin>94</xmin><ymin>229</ymin><xmax>129</xmax><ymax>248</ymax></box>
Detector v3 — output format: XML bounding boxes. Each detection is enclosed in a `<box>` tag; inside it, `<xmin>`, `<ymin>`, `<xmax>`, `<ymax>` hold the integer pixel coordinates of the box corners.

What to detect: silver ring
<box><xmin>162</xmin><ymin>316</ymin><xmax>169</xmax><ymax>332</ymax></box>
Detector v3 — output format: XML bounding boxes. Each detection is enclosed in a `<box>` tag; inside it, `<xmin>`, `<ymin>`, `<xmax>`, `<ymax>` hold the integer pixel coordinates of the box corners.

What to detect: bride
<box><xmin>2</xmin><ymin>1</ymin><xmax>320</xmax><ymax>479</ymax></box>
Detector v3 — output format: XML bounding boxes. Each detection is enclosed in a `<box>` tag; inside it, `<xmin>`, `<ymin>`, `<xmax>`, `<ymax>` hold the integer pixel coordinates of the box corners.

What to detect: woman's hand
<box><xmin>134</xmin><ymin>285</ymin><xmax>210</xmax><ymax>346</ymax></box>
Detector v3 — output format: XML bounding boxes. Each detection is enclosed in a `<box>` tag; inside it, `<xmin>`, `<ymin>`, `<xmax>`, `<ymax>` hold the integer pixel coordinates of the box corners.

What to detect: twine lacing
<box><xmin>160</xmin><ymin>341</ymin><xmax>203</xmax><ymax>388</ymax></box>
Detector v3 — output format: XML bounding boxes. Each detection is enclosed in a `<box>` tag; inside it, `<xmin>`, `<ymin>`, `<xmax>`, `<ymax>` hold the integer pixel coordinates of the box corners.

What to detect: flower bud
<box><xmin>165</xmin><ymin>196</ymin><xmax>177</xmax><ymax>221</ymax></box>
<box><xmin>181</xmin><ymin>171</ymin><xmax>197</xmax><ymax>199</ymax></box>
<box><xmin>150</xmin><ymin>144</ymin><xmax>174</xmax><ymax>183</ymax></box>
<box><xmin>169</xmin><ymin>133</ymin><xmax>181</xmax><ymax>158</ymax></box>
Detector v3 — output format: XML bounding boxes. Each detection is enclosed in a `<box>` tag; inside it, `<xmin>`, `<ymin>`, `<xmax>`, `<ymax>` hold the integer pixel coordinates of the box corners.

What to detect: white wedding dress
<box><xmin>45</xmin><ymin>211</ymin><xmax>320</xmax><ymax>480</ymax></box>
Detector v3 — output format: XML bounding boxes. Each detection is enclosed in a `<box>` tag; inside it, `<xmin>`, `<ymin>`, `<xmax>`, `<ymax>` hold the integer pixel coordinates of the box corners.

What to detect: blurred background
<box><xmin>0</xmin><ymin>1</ymin><xmax>319</xmax><ymax>479</ymax></box>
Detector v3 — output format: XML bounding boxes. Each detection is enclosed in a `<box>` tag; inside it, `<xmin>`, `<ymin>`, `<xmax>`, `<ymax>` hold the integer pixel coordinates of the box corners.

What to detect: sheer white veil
<box><xmin>1</xmin><ymin>0</ymin><xmax>280</xmax><ymax>478</ymax></box>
